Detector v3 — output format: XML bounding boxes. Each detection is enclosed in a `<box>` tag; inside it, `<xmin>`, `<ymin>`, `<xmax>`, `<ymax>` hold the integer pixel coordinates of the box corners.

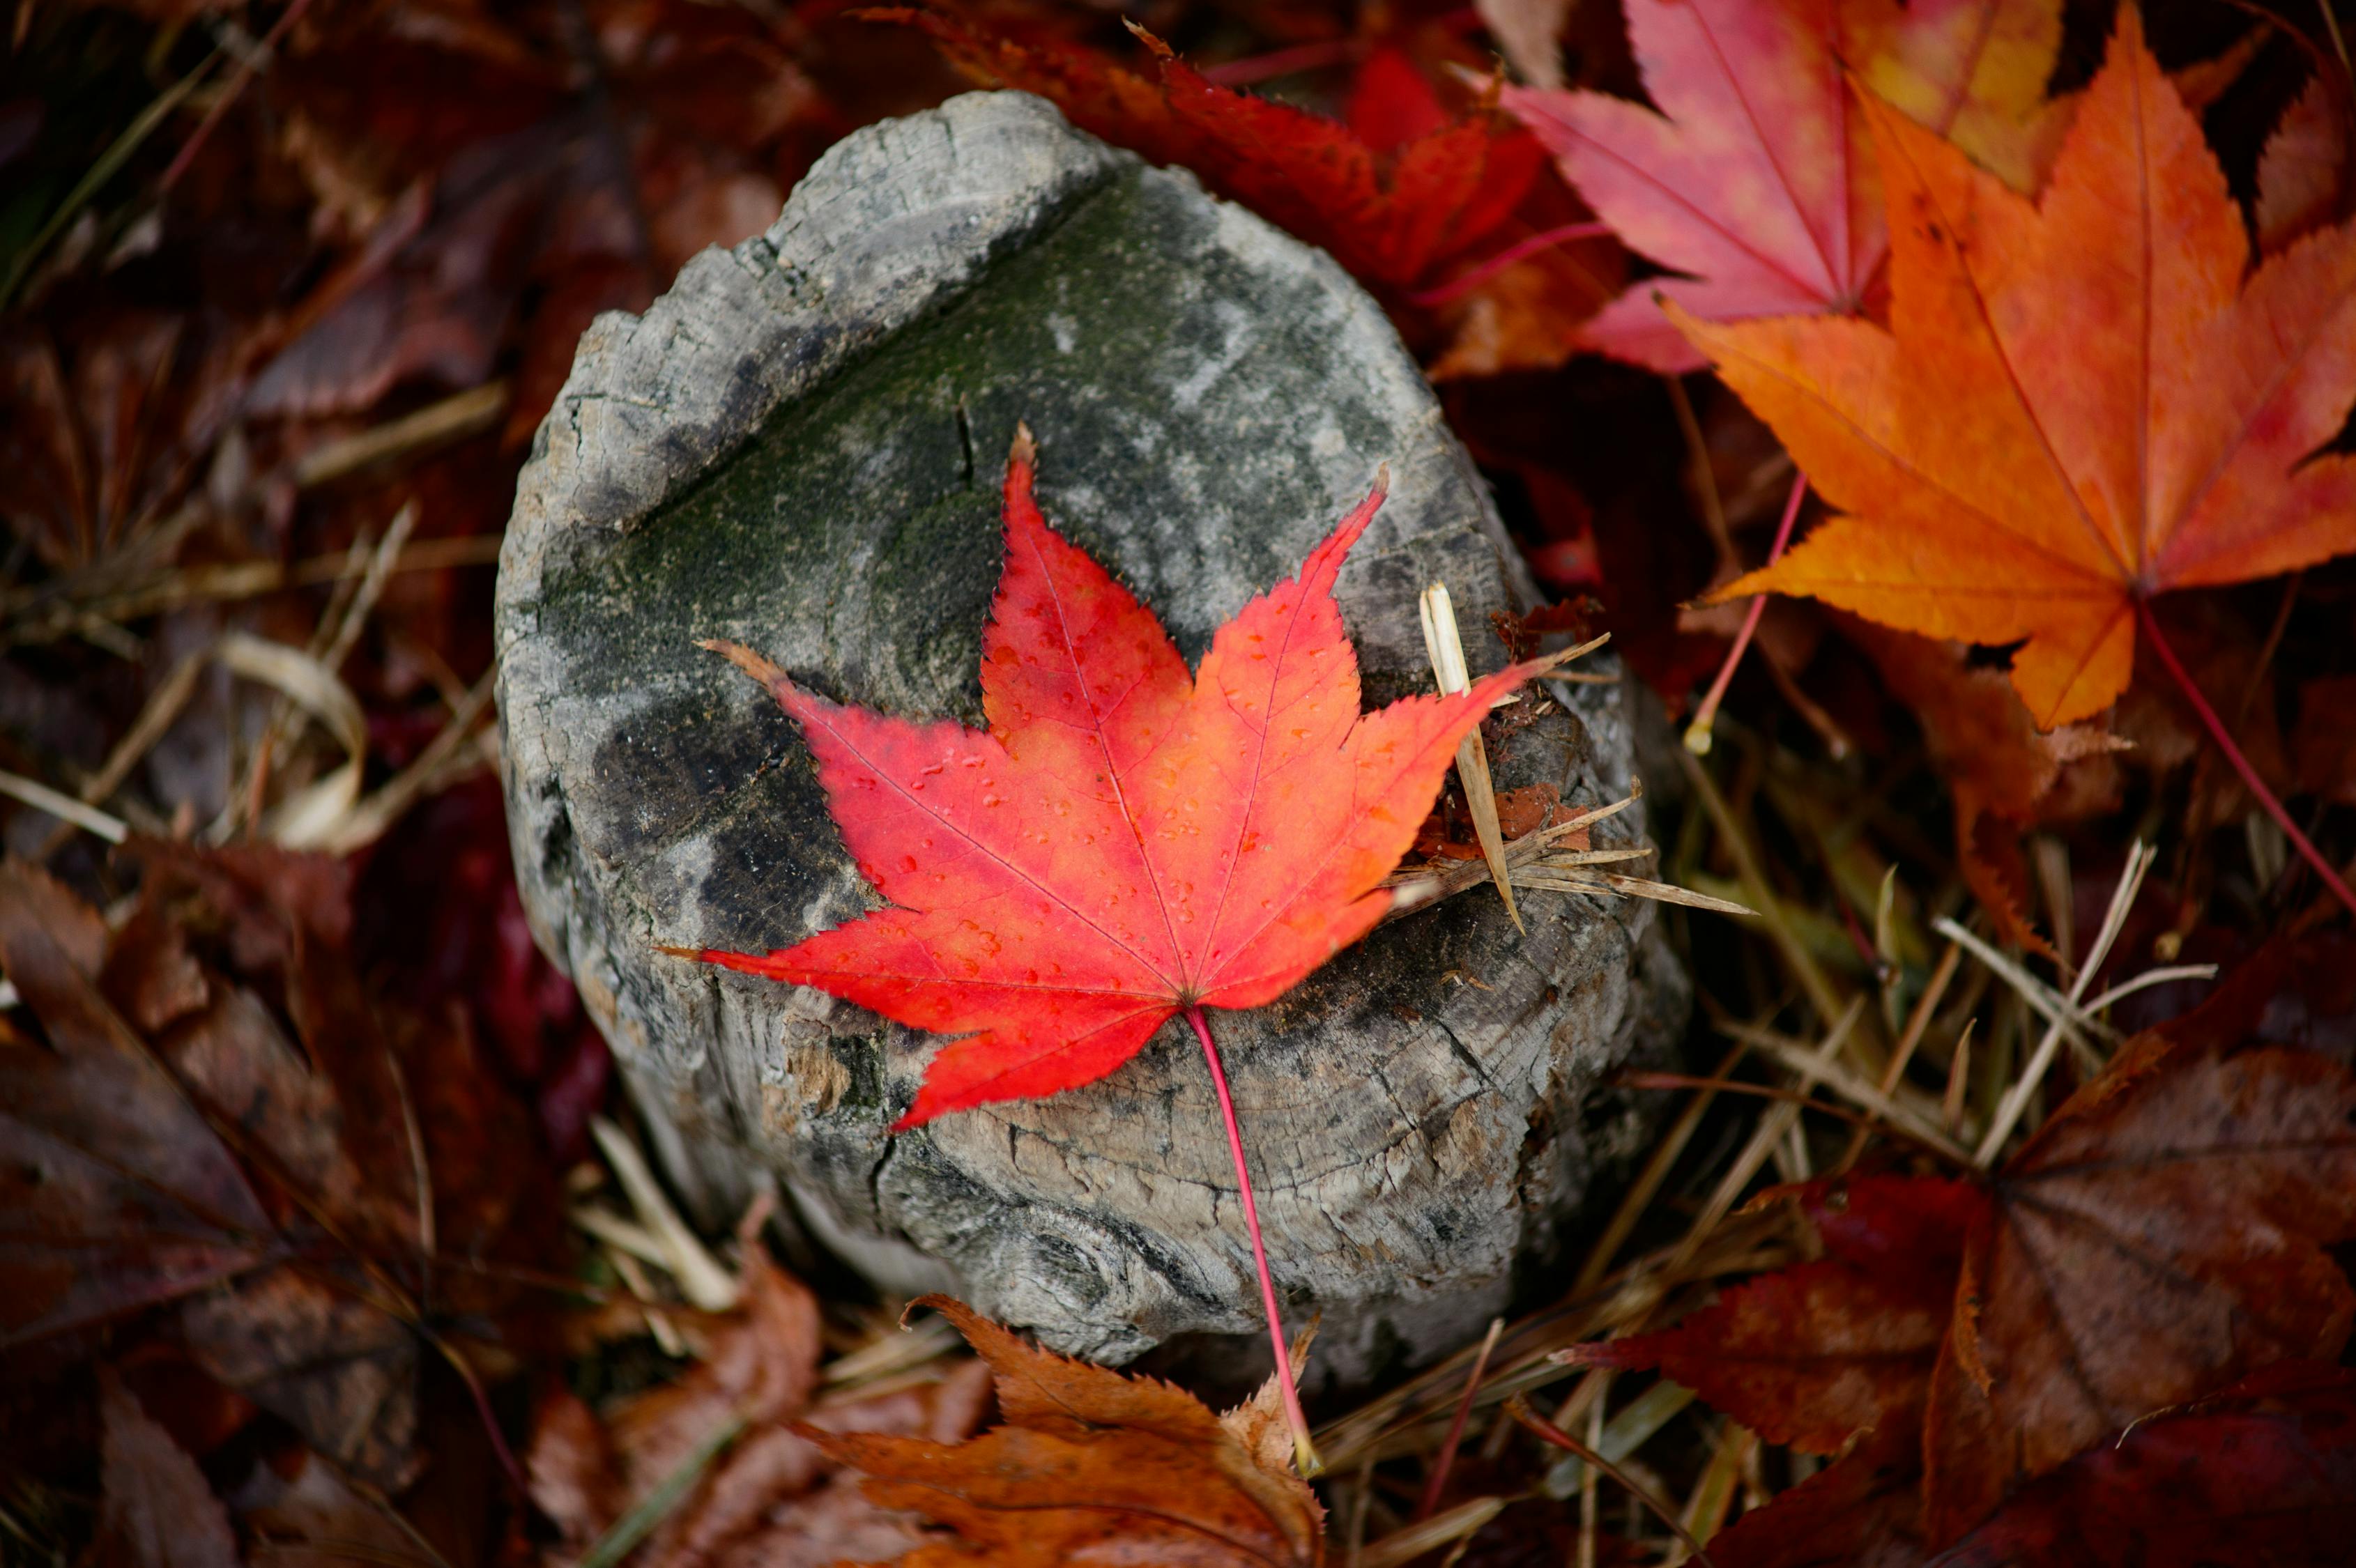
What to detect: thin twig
<box><xmin>1506</xmin><ymin>1398</ymin><xmax>1719</xmax><ymax>1568</ymax></box>
<box><xmin>1416</xmin><ymin>1317</ymin><xmax>1504</xmax><ymax>1521</ymax></box>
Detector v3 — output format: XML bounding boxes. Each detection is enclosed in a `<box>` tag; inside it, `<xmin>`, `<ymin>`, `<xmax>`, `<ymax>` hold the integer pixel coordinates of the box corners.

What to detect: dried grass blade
<box><xmin>1421</xmin><ymin>581</ymin><xmax>1521</xmax><ymax>932</ymax></box>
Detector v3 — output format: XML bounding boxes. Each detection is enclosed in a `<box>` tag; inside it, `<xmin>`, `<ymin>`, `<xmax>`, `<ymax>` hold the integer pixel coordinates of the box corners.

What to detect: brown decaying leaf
<box><xmin>813</xmin><ymin>1295</ymin><xmax>1325</xmax><ymax>1567</ymax></box>
<box><xmin>1</xmin><ymin>846</ymin><xmax>563</xmax><ymax>1491</ymax></box>
<box><xmin>91</xmin><ymin>1367</ymin><xmax>242</xmax><ymax>1568</ymax></box>
<box><xmin>528</xmin><ymin>1237</ymin><xmax>995</xmax><ymax>1567</ymax></box>
<box><xmin>1926</xmin><ymin>1362</ymin><xmax>2356</xmax><ymax>1567</ymax></box>
<box><xmin>1923</xmin><ymin>986</ymin><xmax>2356</xmax><ymax>1538</ymax></box>
<box><xmin>0</xmin><ymin>862</ymin><xmax>274</xmax><ymax>1358</ymax></box>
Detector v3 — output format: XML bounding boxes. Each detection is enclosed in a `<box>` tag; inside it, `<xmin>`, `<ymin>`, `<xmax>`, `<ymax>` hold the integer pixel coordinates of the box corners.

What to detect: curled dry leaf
<box><xmin>1502</xmin><ymin>0</ymin><xmax>2063</xmax><ymax>369</ymax></box>
<box><xmin>0</xmin><ymin>848</ymin><xmax>561</xmax><ymax>1489</ymax></box>
<box><xmin>1690</xmin><ymin>8</ymin><xmax>2356</xmax><ymax>729</ymax></box>
<box><xmin>812</xmin><ymin>1296</ymin><xmax>1324</xmax><ymax>1567</ymax></box>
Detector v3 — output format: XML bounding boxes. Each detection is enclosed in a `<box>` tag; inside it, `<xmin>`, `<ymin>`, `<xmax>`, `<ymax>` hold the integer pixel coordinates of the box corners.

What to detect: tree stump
<box><xmin>496</xmin><ymin>92</ymin><xmax>1688</xmax><ymax>1381</ymax></box>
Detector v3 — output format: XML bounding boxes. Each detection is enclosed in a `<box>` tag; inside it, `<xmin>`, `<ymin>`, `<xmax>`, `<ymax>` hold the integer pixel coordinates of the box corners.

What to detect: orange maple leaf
<box><xmin>1685</xmin><ymin>6</ymin><xmax>2356</xmax><ymax>731</ymax></box>
<box><xmin>1501</xmin><ymin>0</ymin><xmax>2063</xmax><ymax>370</ymax></box>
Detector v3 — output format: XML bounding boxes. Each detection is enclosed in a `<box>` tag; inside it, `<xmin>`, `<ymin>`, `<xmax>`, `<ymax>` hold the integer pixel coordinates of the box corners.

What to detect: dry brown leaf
<box><xmin>90</xmin><ymin>1367</ymin><xmax>241</xmax><ymax>1568</ymax></box>
<box><xmin>1924</xmin><ymin>951</ymin><xmax>2356</xmax><ymax>1539</ymax></box>
<box><xmin>814</xmin><ymin>1295</ymin><xmax>1324</xmax><ymax>1567</ymax></box>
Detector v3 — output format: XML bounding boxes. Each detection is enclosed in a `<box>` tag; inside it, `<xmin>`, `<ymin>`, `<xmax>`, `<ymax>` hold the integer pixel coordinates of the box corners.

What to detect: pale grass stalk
<box><xmin>820</xmin><ymin>1316</ymin><xmax>962</xmax><ymax>1389</ymax></box>
<box><xmin>316</xmin><ymin>670</ymin><xmax>496</xmax><ymax>854</ymax></box>
<box><xmin>2081</xmin><ymin>964</ymin><xmax>2218</xmax><ymax>1013</ymax></box>
<box><xmin>1932</xmin><ymin>916</ymin><xmax>2110</xmax><ymax>1053</ymax></box>
<box><xmin>605</xmin><ymin>1245</ymin><xmax>685</xmax><ymax>1357</ymax></box>
<box><xmin>1840</xmin><ymin>937</ymin><xmax>1962</xmax><ymax>1167</ymax></box>
<box><xmin>1719</xmin><ymin>1021</ymin><xmax>1971</xmax><ymax>1162</ymax></box>
<box><xmin>1357</xmin><ymin>1498</ymin><xmax>1506</xmax><ymax>1568</ymax></box>
<box><xmin>590</xmin><ymin>1116</ymin><xmax>740</xmax><ymax>1312</ymax></box>
<box><xmin>1384</xmin><ymin>771</ymin><xmax>1633</xmax><ymax>915</ymax></box>
<box><xmin>1421</xmin><ymin>581</ymin><xmax>1521</xmax><ymax>930</ymax></box>
<box><xmin>1973</xmin><ymin>843</ymin><xmax>2154</xmax><ymax>1164</ymax></box>
<box><xmin>0</xmin><ymin>768</ymin><xmax>128</xmax><ymax>843</ymax></box>
<box><xmin>569</xmin><ymin>1205</ymin><xmax>671</xmax><ymax>1270</ymax></box>
<box><xmin>34</xmin><ymin>645</ymin><xmax>208</xmax><ymax>857</ymax></box>
<box><xmin>1668</xmin><ymin>1422</ymin><xmax>1753</xmax><ymax>1566</ymax></box>
<box><xmin>1943</xmin><ymin>1020</ymin><xmax>1976</xmax><ymax>1135</ymax></box>
<box><xmin>1672</xmin><ymin>997</ymin><xmax>1865</xmax><ymax>1273</ymax></box>
<box><xmin>293</xmin><ymin>383</ymin><xmax>508</xmax><ymax>489</ymax></box>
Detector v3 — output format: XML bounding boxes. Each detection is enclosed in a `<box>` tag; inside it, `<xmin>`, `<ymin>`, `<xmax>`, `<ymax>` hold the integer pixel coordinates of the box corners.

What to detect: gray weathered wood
<box><xmin>496</xmin><ymin>91</ymin><xmax>1687</xmax><ymax>1381</ymax></box>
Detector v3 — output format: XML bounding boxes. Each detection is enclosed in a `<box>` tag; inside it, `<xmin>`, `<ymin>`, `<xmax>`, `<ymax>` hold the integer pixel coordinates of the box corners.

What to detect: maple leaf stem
<box><xmin>1684</xmin><ymin>470</ymin><xmax>1807</xmax><ymax>755</ymax></box>
<box><xmin>2134</xmin><ymin>598</ymin><xmax>2356</xmax><ymax>919</ymax></box>
<box><xmin>1184</xmin><ymin>1003</ymin><xmax>1319</xmax><ymax>1477</ymax></box>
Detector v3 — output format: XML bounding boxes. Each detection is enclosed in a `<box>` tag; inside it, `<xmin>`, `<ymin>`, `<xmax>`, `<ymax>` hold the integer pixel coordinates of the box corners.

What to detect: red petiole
<box><xmin>2134</xmin><ymin>597</ymin><xmax>2356</xmax><ymax>919</ymax></box>
<box><xmin>1186</xmin><ymin>1004</ymin><xmax>1319</xmax><ymax>1476</ymax></box>
<box><xmin>1685</xmin><ymin>469</ymin><xmax>1809</xmax><ymax>754</ymax></box>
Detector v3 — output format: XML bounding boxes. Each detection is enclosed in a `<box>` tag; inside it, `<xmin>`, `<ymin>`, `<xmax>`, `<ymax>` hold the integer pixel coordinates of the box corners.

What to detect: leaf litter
<box><xmin>5</xmin><ymin>0</ymin><xmax>2356</xmax><ymax>1564</ymax></box>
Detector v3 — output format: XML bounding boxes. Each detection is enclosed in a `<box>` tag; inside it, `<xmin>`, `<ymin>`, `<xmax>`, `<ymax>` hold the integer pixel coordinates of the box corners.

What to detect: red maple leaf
<box><xmin>673</xmin><ymin>427</ymin><xmax>1556</xmax><ymax>1468</ymax></box>
<box><xmin>1563</xmin><ymin>1174</ymin><xmax>1981</xmax><ymax>1454</ymax></box>
<box><xmin>680</xmin><ymin>429</ymin><xmax>1545</xmax><ymax>1128</ymax></box>
<box><xmin>873</xmin><ymin>9</ymin><xmax>1545</xmax><ymax>296</ymax></box>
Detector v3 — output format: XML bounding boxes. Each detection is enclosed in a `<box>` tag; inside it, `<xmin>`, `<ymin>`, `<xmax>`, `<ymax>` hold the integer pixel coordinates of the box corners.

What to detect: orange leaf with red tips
<box><xmin>1503</xmin><ymin>0</ymin><xmax>2062</xmax><ymax>369</ymax></box>
<box><xmin>677</xmin><ymin>429</ymin><xmax>1553</xmax><ymax>1131</ymax></box>
<box><xmin>1688</xmin><ymin>8</ymin><xmax>2356</xmax><ymax>728</ymax></box>
<box><xmin>810</xmin><ymin>1295</ymin><xmax>1324</xmax><ymax>1567</ymax></box>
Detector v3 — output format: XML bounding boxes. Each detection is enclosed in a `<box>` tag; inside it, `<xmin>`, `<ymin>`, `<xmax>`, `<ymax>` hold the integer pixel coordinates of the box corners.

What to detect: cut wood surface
<box><xmin>496</xmin><ymin>91</ymin><xmax>1685</xmax><ymax>1378</ymax></box>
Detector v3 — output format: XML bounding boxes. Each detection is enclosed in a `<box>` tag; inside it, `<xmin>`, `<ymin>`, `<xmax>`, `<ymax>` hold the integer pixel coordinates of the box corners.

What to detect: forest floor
<box><xmin>4</xmin><ymin>1</ymin><xmax>2354</xmax><ymax>1565</ymax></box>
